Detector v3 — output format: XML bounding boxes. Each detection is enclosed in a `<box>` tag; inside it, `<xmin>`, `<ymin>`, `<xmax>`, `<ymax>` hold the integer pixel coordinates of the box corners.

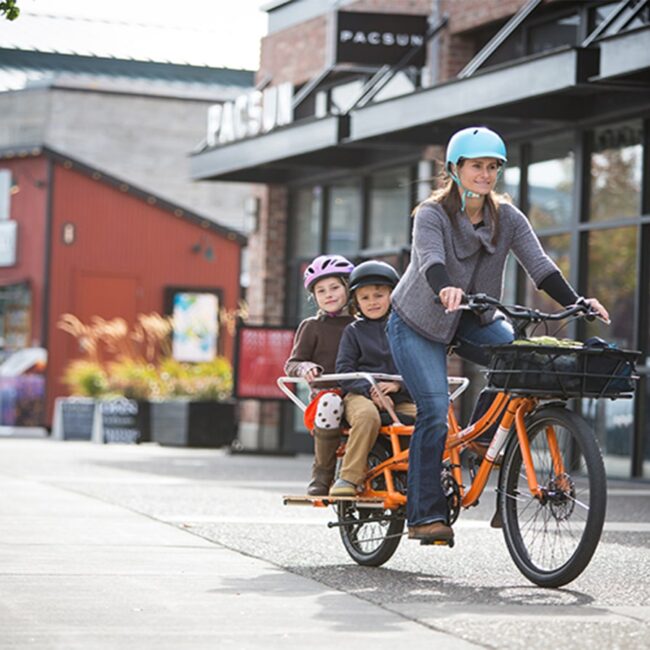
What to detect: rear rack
<box><xmin>283</xmin><ymin>495</ymin><xmax>393</xmax><ymax>508</ymax></box>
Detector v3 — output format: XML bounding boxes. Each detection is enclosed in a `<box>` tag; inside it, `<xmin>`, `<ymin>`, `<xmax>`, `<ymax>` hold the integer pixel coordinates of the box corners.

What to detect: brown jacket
<box><xmin>284</xmin><ymin>315</ymin><xmax>354</xmax><ymax>377</ymax></box>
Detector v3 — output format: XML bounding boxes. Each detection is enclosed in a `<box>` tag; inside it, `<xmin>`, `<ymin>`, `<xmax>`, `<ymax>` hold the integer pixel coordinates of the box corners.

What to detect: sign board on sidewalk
<box><xmin>98</xmin><ymin>398</ymin><xmax>140</xmax><ymax>444</ymax></box>
<box><xmin>234</xmin><ymin>325</ymin><xmax>296</xmax><ymax>400</ymax></box>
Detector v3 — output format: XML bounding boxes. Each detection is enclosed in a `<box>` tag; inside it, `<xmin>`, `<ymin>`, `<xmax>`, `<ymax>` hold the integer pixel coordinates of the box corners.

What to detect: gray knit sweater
<box><xmin>391</xmin><ymin>200</ymin><xmax>559</xmax><ymax>344</ymax></box>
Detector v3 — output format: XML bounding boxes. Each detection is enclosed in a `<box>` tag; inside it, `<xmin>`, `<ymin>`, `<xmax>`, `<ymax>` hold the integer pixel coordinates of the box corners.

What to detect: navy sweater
<box><xmin>335</xmin><ymin>315</ymin><xmax>411</xmax><ymax>403</ymax></box>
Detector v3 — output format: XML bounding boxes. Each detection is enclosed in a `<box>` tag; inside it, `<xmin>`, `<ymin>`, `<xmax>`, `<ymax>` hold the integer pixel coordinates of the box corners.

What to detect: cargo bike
<box><xmin>277</xmin><ymin>295</ymin><xmax>639</xmax><ymax>587</ymax></box>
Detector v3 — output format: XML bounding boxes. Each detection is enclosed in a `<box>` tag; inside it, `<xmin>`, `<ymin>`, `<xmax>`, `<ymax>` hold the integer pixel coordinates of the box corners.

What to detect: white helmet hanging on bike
<box><xmin>314</xmin><ymin>391</ymin><xmax>343</xmax><ymax>430</ymax></box>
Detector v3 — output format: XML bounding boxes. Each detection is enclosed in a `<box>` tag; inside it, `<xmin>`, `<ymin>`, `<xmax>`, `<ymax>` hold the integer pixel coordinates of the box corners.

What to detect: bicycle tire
<box><xmin>500</xmin><ymin>406</ymin><xmax>606</xmax><ymax>588</ymax></box>
<box><xmin>337</xmin><ymin>437</ymin><xmax>404</xmax><ymax>567</ymax></box>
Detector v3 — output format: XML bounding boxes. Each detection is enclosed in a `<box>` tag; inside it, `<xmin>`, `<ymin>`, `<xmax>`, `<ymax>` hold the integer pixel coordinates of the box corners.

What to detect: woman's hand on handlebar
<box><xmin>438</xmin><ymin>286</ymin><xmax>465</xmax><ymax>313</ymax></box>
<box><xmin>579</xmin><ymin>297</ymin><xmax>610</xmax><ymax>324</ymax></box>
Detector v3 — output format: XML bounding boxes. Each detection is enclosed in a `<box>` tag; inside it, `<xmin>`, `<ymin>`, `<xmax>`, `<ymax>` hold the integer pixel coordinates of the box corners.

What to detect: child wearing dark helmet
<box><xmin>329</xmin><ymin>260</ymin><xmax>416</xmax><ymax>497</ymax></box>
<box><xmin>284</xmin><ymin>254</ymin><xmax>355</xmax><ymax>496</ymax></box>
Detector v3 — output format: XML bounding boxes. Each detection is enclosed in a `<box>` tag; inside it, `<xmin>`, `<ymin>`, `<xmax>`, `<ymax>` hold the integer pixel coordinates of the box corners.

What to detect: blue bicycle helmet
<box><xmin>446</xmin><ymin>127</ymin><xmax>507</xmax><ymax>210</ymax></box>
<box><xmin>446</xmin><ymin>127</ymin><xmax>507</xmax><ymax>168</ymax></box>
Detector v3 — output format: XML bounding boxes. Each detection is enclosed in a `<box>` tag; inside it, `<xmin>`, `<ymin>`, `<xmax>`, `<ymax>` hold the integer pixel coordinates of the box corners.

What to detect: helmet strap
<box><xmin>450</xmin><ymin>172</ymin><xmax>478</xmax><ymax>212</ymax></box>
<box><xmin>450</xmin><ymin>164</ymin><xmax>503</xmax><ymax>211</ymax></box>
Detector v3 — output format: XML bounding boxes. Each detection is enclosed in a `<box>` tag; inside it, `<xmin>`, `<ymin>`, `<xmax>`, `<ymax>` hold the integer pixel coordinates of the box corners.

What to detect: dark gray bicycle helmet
<box><xmin>349</xmin><ymin>260</ymin><xmax>400</xmax><ymax>293</ymax></box>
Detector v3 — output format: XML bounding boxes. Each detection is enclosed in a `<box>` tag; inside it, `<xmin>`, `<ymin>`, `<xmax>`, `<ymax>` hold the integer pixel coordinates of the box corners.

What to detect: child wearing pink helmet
<box><xmin>284</xmin><ymin>254</ymin><xmax>355</xmax><ymax>495</ymax></box>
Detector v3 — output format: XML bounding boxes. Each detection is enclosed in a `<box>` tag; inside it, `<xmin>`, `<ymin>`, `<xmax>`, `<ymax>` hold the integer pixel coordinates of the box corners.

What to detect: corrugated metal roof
<box><xmin>0</xmin><ymin>48</ymin><xmax>255</xmax><ymax>87</ymax></box>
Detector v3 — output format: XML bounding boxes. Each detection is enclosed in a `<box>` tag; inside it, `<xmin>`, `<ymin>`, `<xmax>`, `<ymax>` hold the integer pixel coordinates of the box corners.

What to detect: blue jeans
<box><xmin>387</xmin><ymin>310</ymin><xmax>513</xmax><ymax>526</ymax></box>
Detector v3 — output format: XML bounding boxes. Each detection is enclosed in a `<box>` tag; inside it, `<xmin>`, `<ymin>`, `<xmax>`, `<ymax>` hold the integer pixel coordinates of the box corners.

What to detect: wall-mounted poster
<box><xmin>171</xmin><ymin>292</ymin><xmax>219</xmax><ymax>362</ymax></box>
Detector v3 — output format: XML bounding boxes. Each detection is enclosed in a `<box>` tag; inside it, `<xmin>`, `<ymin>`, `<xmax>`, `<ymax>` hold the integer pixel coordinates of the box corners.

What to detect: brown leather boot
<box><xmin>307</xmin><ymin>428</ymin><xmax>340</xmax><ymax>495</ymax></box>
<box><xmin>408</xmin><ymin>521</ymin><xmax>454</xmax><ymax>542</ymax></box>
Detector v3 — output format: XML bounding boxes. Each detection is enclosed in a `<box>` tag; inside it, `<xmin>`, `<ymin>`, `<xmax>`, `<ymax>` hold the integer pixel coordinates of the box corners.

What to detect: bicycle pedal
<box><xmin>420</xmin><ymin>538</ymin><xmax>454</xmax><ymax>547</ymax></box>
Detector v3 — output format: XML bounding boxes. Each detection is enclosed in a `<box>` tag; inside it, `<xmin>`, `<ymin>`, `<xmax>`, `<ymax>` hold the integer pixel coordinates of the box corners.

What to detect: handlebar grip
<box><xmin>575</xmin><ymin>297</ymin><xmax>597</xmax><ymax>322</ymax></box>
<box><xmin>434</xmin><ymin>294</ymin><xmax>468</xmax><ymax>306</ymax></box>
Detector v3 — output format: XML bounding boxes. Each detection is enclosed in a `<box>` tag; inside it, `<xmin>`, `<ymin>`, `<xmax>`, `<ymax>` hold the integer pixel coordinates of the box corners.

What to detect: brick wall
<box><xmin>258</xmin><ymin>0</ymin><xmax>433</xmax><ymax>86</ymax></box>
<box><xmin>246</xmin><ymin>185</ymin><xmax>288</xmax><ymax>326</ymax></box>
<box><xmin>442</xmin><ymin>0</ymin><xmax>526</xmax><ymax>35</ymax></box>
<box><xmin>239</xmin><ymin>184</ymin><xmax>287</xmax><ymax>449</ymax></box>
<box><xmin>258</xmin><ymin>15</ymin><xmax>328</xmax><ymax>86</ymax></box>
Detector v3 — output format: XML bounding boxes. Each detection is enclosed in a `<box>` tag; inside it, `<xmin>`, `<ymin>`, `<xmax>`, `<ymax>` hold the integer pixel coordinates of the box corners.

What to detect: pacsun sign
<box><xmin>335</xmin><ymin>11</ymin><xmax>428</xmax><ymax>67</ymax></box>
<box><xmin>206</xmin><ymin>82</ymin><xmax>294</xmax><ymax>147</ymax></box>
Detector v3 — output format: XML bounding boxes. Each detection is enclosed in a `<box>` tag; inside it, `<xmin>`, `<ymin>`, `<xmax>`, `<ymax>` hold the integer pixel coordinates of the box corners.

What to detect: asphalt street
<box><xmin>0</xmin><ymin>436</ymin><xmax>649</xmax><ymax>649</ymax></box>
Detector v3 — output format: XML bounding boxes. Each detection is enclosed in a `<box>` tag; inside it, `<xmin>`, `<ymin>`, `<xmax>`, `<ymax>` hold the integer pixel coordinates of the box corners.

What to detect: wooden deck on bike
<box><xmin>283</xmin><ymin>495</ymin><xmax>389</xmax><ymax>507</ymax></box>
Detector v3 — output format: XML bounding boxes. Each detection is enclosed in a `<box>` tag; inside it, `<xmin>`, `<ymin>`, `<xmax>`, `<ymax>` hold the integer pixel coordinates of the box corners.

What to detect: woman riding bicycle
<box><xmin>387</xmin><ymin>126</ymin><xmax>609</xmax><ymax>545</ymax></box>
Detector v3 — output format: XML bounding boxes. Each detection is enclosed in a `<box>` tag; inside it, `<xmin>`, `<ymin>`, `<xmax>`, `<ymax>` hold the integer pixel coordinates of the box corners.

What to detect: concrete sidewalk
<box><xmin>0</xmin><ymin>440</ymin><xmax>479</xmax><ymax>650</ymax></box>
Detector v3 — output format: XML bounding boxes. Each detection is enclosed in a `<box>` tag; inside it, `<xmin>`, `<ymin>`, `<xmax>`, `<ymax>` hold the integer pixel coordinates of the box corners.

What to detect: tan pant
<box><xmin>340</xmin><ymin>393</ymin><xmax>417</xmax><ymax>485</ymax></box>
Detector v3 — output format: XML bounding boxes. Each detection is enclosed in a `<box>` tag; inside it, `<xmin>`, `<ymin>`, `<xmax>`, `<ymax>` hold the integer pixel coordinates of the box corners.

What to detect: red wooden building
<box><xmin>0</xmin><ymin>146</ymin><xmax>246</xmax><ymax>425</ymax></box>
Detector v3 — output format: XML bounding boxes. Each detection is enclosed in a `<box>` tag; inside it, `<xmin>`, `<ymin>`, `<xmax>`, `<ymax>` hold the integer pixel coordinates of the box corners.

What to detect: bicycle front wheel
<box><xmin>500</xmin><ymin>406</ymin><xmax>606</xmax><ymax>588</ymax></box>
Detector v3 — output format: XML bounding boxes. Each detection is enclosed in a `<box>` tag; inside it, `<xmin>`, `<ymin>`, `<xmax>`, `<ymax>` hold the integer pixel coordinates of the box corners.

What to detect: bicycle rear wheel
<box><xmin>500</xmin><ymin>406</ymin><xmax>606</xmax><ymax>588</ymax></box>
<box><xmin>338</xmin><ymin>437</ymin><xmax>405</xmax><ymax>567</ymax></box>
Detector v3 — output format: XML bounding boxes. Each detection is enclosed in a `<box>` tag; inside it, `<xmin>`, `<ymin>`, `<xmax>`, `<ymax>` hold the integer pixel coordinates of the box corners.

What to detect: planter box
<box><xmin>150</xmin><ymin>400</ymin><xmax>237</xmax><ymax>448</ymax></box>
<box><xmin>135</xmin><ymin>400</ymin><xmax>151</xmax><ymax>443</ymax></box>
<box><xmin>52</xmin><ymin>397</ymin><xmax>97</xmax><ymax>440</ymax></box>
<box><xmin>53</xmin><ymin>397</ymin><xmax>149</xmax><ymax>443</ymax></box>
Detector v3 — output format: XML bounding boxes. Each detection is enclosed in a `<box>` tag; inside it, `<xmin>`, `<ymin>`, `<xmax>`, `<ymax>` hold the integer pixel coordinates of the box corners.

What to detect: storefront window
<box><xmin>589</xmin><ymin>1</ymin><xmax>650</xmax><ymax>34</ymax></box>
<box><xmin>0</xmin><ymin>281</ymin><xmax>31</xmax><ymax>357</ymax></box>
<box><xmin>327</xmin><ymin>181</ymin><xmax>361</xmax><ymax>255</ymax></box>
<box><xmin>294</xmin><ymin>260</ymin><xmax>315</xmax><ymax>323</ymax></box>
<box><xmin>367</xmin><ymin>167</ymin><xmax>410</xmax><ymax>251</ymax></box>
<box><xmin>528</xmin><ymin>12</ymin><xmax>579</xmax><ymax>55</ymax></box>
<box><xmin>644</xmin><ymin>375</ymin><xmax>650</xmax><ymax>478</ymax></box>
<box><xmin>528</xmin><ymin>134</ymin><xmax>574</xmax><ymax>231</ymax></box>
<box><xmin>589</xmin><ymin>120</ymin><xmax>643</xmax><ymax>223</ymax></box>
<box><xmin>589</xmin><ymin>2</ymin><xmax>619</xmax><ymax>32</ymax></box>
<box><xmin>524</xmin><ymin>233</ymin><xmax>571</xmax><ymax>315</ymax></box>
<box><xmin>583</xmin><ymin>398</ymin><xmax>634</xmax><ymax>478</ymax></box>
<box><xmin>586</xmin><ymin>226</ymin><xmax>637</xmax><ymax>350</ymax></box>
<box><xmin>496</xmin><ymin>147</ymin><xmax>520</xmax><ymax>205</ymax></box>
<box><xmin>291</xmin><ymin>186</ymin><xmax>322</xmax><ymax>257</ymax></box>
<box><xmin>637</xmin><ymin>225</ymin><xmax>650</xmax><ymax>478</ymax></box>
<box><xmin>501</xmin><ymin>253</ymin><xmax>518</xmax><ymax>306</ymax></box>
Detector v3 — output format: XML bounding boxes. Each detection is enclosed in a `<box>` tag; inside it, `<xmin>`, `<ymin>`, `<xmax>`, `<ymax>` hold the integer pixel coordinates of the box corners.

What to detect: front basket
<box><xmin>485</xmin><ymin>344</ymin><xmax>640</xmax><ymax>399</ymax></box>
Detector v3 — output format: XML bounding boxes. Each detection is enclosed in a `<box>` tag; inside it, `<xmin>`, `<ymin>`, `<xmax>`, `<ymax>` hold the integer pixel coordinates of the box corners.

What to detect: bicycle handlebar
<box><xmin>434</xmin><ymin>292</ymin><xmax>601</xmax><ymax>323</ymax></box>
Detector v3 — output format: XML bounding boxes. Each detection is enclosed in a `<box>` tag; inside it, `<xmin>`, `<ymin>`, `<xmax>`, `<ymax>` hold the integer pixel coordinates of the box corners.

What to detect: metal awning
<box><xmin>190</xmin><ymin>116</ymin><xmax>348</xmax><ymax>184</ymax></box>
<box><xmin>190</xmin><ymin>37</ymin><xmax>650</xmax><ymax>185</ymax></box>
<box><xmin>594</xmin><ymin>26</ymin><xmax>650</xmax><ymax>82</ymax></box>
<box><xmin>348</xmin><ymin>47</ymin><xmax>598</xmax><ymax>144</ymax></box>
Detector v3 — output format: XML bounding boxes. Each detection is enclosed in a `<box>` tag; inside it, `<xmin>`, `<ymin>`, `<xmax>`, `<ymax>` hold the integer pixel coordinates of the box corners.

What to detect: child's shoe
<box><xmin>306</xmin><ymin>477</ymin><xmax>330</xmax><ymax>496</ymax></box>
<box><xmin>329</xmin><ymin>478</ymin><xmax>357</xmax><ymax>497</ymax></box>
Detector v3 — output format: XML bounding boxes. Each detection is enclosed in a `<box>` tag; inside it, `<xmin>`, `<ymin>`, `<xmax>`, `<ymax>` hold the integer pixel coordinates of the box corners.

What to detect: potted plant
<box><xmin>147</xmin><ymin>356</ymin><xmax>236</xmax><ymax>448</ymax></box>
<box><xmin>57</xmin><ymin>312</ymin><xmax>237</xmax><ymax>447</ymax></box>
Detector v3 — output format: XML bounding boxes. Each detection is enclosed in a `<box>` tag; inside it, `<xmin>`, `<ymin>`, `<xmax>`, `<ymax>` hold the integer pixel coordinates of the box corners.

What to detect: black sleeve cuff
<box><xmin>425</xmin><ymin>263</ymin><xmax>452</xmax><ymax>295</ymax></box>
<box><xmin>538</xmin><ymin>271</ymin><xmax>579</xmax><ymax>307</ymax></box>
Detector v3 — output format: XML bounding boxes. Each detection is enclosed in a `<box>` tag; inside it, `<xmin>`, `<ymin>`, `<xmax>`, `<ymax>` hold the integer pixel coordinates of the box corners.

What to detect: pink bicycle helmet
<box><xmin>304</xmin><ymin>254</ymin><xmax>354</xmax><ymax>291</ymax></box>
